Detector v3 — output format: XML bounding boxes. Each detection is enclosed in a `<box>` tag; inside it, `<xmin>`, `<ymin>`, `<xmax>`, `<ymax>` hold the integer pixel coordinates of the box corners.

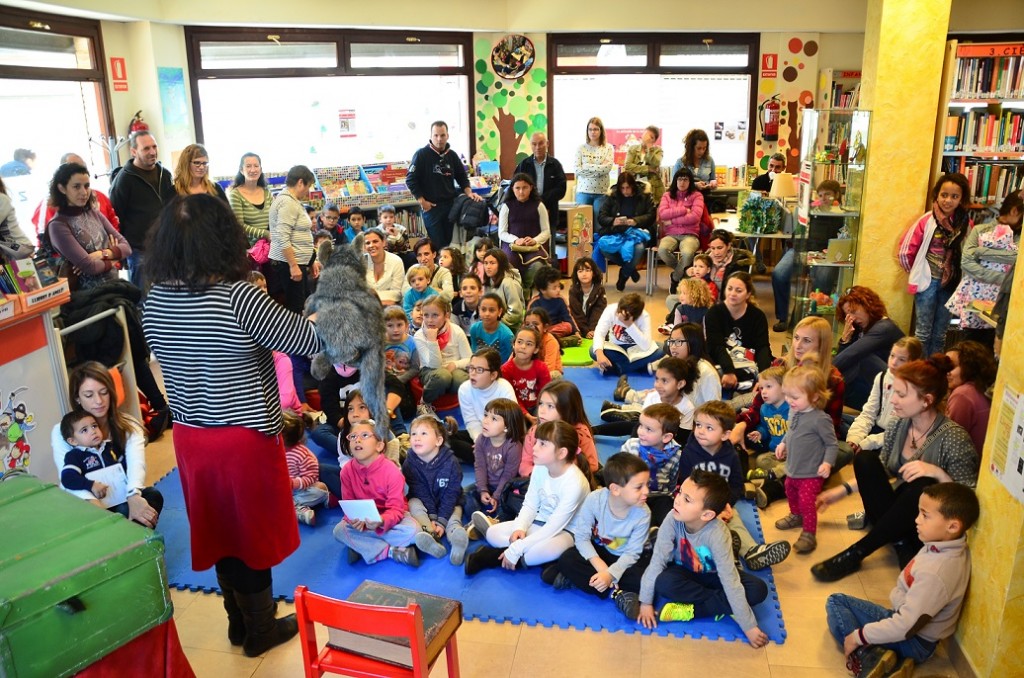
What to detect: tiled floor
<box><xmin>148</xmin><ymin>268</ymin><xmax>960</xmax><ymax>677</ymax></box>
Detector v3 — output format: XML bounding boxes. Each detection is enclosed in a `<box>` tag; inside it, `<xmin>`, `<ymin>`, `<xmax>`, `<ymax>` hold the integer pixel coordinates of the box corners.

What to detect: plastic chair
<box><xmin>295</xmin><ymin>585</ymin><xmax>461</xmax><ymax>678</ymax></box>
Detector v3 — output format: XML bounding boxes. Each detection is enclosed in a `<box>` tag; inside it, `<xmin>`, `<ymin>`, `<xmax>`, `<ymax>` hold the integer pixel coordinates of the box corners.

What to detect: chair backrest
<box><xmin>295</xmin><ymin>585</ymin><xmax>430</xmax><ymax>676</ymax></box>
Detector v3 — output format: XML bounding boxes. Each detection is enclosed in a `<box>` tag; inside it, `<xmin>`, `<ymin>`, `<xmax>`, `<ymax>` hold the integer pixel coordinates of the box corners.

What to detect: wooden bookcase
<box><xmin>931</xmin><ymin>40</ymin><xmax>1024</xmax><ymax>212</ymax></box>
<box><xmin>817</xmin><ymin>68</ymin><xmax>861</xmax><ymax>110</ymax></box>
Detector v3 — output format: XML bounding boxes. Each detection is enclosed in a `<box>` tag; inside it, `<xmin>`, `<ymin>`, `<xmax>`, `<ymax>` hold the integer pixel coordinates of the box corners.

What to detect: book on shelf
<box><xmin>943</xmin><ymin>108</ymin><xmax>1023</xmax><ymax>153</ymax></box>
<box><xmin>7</xmin><ymin>258</ymin><xmax>42</xmax><ymax>293</ymax></box>
<box><xmin>940</xmin><ymin>160</ymin><xmax>1024</xmax><ymax>205</ymax></box>
<box><xmin>952</xmin><ymin>48</ymin><xmax>1024</xmax><ymax>99</ymax></box>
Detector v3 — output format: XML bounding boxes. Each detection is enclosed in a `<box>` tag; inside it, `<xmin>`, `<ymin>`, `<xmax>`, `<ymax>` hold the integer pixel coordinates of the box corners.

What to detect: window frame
<box><xmin>184</xmin><ymin>26</ymin><xmax>474</xmax><ymax>150</ymax></box>
<box><xmin>0</xmin><ymin>6</ymin><xmax>112</xmax><ymax>134</ymax></box>
<box><xmin>547</xmin><ymin>32</ymin><xmax>759</xmax><ymax>162</ymax></box>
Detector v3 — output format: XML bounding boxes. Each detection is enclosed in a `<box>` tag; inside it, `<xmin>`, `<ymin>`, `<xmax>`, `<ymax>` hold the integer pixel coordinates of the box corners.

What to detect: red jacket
<box><xmin>339</xmin><ymin>454</ymin><xmax>407</xmax><ymax>533</ymax></box>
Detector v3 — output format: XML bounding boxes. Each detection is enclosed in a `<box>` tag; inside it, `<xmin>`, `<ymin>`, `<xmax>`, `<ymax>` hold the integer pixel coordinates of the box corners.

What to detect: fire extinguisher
<box><xmin>759</xmin><ymin>95</ymin><xmax>781</xmax><ymax>142</ymax></box>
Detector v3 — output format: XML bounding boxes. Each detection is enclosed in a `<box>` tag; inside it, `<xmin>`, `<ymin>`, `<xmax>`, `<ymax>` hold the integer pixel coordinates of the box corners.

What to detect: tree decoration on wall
<box><xmin>475</xmin><ymin>35</ymin><xmax>547</xmax><ymax>179</ymax></box>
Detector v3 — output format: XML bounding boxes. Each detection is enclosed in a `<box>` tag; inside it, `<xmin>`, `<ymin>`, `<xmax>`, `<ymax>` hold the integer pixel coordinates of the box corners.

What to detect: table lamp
<box><xmin>769</xmin><ymin>172</ymin><xmax>797</xmax><ymax>204</ymax></box>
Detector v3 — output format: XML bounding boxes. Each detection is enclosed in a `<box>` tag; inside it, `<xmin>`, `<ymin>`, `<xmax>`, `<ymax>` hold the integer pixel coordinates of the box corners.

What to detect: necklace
<box><xmin>909</xmin><ymin>413</ymin><xmax>936</xmax><ymax>450</ymax></box>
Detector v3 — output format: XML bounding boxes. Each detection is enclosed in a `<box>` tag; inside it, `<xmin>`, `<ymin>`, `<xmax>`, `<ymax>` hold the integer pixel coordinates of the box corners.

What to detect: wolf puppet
<box><xmin>306</xmin><ymin>233</ymin><xmax>389</xmax><ymax>439</ymax></box>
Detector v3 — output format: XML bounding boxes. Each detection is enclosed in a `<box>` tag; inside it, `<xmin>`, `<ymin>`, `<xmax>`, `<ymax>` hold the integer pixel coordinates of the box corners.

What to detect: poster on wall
<box><xmin>606</xmin><ymin>128</ymin><xmax>662</xmax><ymax>166</ymax></box>
<box><xmin>1</xmin><ymin>344</ymin><xmax>64</xmax><ymax>484</ymax></box>
<box><xmin>158</xmin><ymin>67</ymin><xmax>191</xmax><ymax>151</ymax></box>
<box><xmin>338</xmin><ymin>109</ymin><xmax>356</xmax><ymax>138</ymax></box>
<box><xmin>990</xmin><ymin>384</ymin><xmax>1024</xmax><ymax>505</ymax></box>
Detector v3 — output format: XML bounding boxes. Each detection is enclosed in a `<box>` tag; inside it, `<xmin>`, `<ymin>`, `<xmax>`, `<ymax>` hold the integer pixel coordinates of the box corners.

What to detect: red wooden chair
<box><xmin>295</xmin><ymin>585</ymin><xmax>461</xmax><ymax>678</ymax></box>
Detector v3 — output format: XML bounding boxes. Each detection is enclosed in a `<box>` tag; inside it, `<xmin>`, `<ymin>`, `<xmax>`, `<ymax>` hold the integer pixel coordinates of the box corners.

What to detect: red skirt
<box><xmin>172</xmin><ymin>424</ymin><xmax>300</xmax><ymax>571</ymax></box>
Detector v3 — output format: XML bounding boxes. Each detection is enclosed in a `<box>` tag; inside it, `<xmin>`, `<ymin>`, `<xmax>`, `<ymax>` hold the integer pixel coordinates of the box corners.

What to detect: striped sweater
<box><xmin>142</xmin><ymin>280</ymin><xmax>321</xmax><ymax>435</ymax></box>
<box><xmin>285</xmin><ymin>443</ymin><xmax>320</xmax><ymax>490</ymax></box>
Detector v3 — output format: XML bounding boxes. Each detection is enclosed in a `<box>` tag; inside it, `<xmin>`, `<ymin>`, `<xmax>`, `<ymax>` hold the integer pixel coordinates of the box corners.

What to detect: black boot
<box><xmin>464</xmin><ymin>545</ymin><xmax>504</xmax><ymax>575</ymax></box>
<box><xmin>761</xmin><ymin>476</ymin><xmax>787</xmax><ymax>506</ymax></box>
<box><xmin>216</xmin><ymin>575</ymin><xmax>245</xmax><ymax>646</ymax></box>
<box><xmin>811</xmin><ymin>544</ymin><xmax>865</xmax><ymax>582</ymax></box>
<box><xmin>235</xmin><ymin>587</ymin><xmax>299</xmax><ymax>657</ymax></box>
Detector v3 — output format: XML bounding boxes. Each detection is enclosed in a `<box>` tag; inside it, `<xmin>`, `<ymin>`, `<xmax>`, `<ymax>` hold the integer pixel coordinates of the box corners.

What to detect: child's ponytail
<box><xmin>535</xmin><ymin>420</ymin><xmax>596</xmax><ymax>489</ymax></box>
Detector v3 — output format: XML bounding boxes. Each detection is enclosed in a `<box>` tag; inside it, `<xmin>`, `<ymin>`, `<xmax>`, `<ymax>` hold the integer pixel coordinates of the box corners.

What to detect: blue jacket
<box><xmin>401</xmin><ymin>445</ymin><xmax>464</xmax><ymax>524</ymax></box>
<box><xmin>678</xmin><ymin>436</ymin><xmax>745</xmax><ymax>504</ymax></box>
<box><xmin>755</xmin><ymin>401</ymin><xmax>790</xmax><ymax>451</ymax></box>
<box><xmin>529</xmin><ymin>295</ymin><xmax>578</xmax><ymax>333</ymax></box>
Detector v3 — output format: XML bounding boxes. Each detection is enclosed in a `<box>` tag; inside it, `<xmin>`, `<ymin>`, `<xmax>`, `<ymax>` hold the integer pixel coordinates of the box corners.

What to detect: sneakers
<box><xmin>448</xmin><ymin>524</ymin><xmax>469</xmax><ymax>566</ymax></box>
<box><xmin>793</xmin><ymin>531</ymin><xmax>817</xmax><ymax>554</ymax></box>
<box><xmin>613</xmin><ymin>374</ymin><xmax>631</xmax><ymax>402</ymax></box>
<box><xmin>811</xmin><ymin>545</ymin><xmax>865</xmax><ymax>582</ymax></box>
<box><xmin>657</xmin><ymin>323</ymin><xmax>673</xmax><ymax>336</ymax></box>
<box><xmin>389</xmin><ymin>546</ymin><xmax>420</xmax><ymax>568</ymax></box>
<box><xmin>471</xmin><ymin>511</ymin><xmax>497</xmax><ymax>538</ymax></box>
<box><xmin>742</xmin><ymin>540</ymin><xmax>791</xmax><ymax>571</ymax></box>
<box><xmin>730</xmin><ymin>530</ymin><xmax>742</xmax><ymax>561</ymax></box>
<box><xmin>774</xmin><ymin>513</ymin><xmax>803</xmax><ymax>530</ymax></box>
<box><xmin>846</xmin><ymin>645</ymin><xmax>896</xmax><ymax>678</ymax></box>
<box><xmin>296</xmin><ymin>506</ymin><xmax>316</xmax><ymax>526</ymax></box>
<box><xmin>847</xmin><ymin>511</ymin><xmax>867</xmax><ymax>530</ymax></box>
<box><xmin>612</xmin><ymin>590</ymin><xmax>640</xmax><ymax>620</ymax></box>
<box><xmin>416</xmin><ymin>402</ymin><xmax>437</xmax><ymax>418</ymax></box>
<box><xmin>540</xmin><ymin>564</ymin><xmax>573</xmax><ymax>590</ymax></box>
<box><xmin>772</xmin><ymin>320</ymin><xmax>788</xmax><ymax>333</ymax></box>
<box><xmin>600</xmin><ymin>399</ymin><xmax>619</xmax><ymax>413</ymax></box>
<box><xmin>658</xmin><ymin>602</ymin><xmax>695</xmax><ymax>623</ymax></box>
<box><xmin>414</xmin><ymin>530</ymin><xmax>448</xmax><ymax>559</ymax></box>
<box><xmin>466</xmin><ymin>524</ymin><xmax>482</xmax><ymax>541</ymax></box>
<box><xmin>601</xmin><ymin>409</ymin><xmax>641</xmax><ymax>423</ymax></box>
<box><xmin>746</xmin><ymin>468</ymin><xmax>769</xmax><ymax>482</ymax></box>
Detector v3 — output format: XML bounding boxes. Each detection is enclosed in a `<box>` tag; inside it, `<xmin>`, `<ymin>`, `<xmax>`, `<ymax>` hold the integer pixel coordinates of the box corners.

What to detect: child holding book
<box><xmin>523</xmin><ymin>307</ymin><xmax>564</xmax><ymax>379</ymax></box>
<box><xmin>681</xmin><ymin>401</ymin><xmax>792</xmax><ymax>571</ymax></box>
<box><xmin>568</xmin><ymin>256</ymin><xmax>607</xmax><ymax>340</ymax></box>
<box><xmin>469</xmin><ymin>292</ymin><xmax>514</xmax><ymax>362</ymax></box>
<box><xmin>452</xmin><ymin>274</ymin><xmax>483</xmax><ymax>332</ymax></box>
<box><xmin>591</xmin><ymin>292</ymin><xmax>660</xmax><ymax>376</ymax></box>
<box><xmin>465</xmin><ymin>420</ymin><xmax>591</xmax><ymax>574</ymax></box>
<box><xmin>414</xmin><ymin>296</ymin><xmax>472</xmax><ymax>405</ymax></box>
<box><xmin>827</xmin><ymin>483</ymin><xmax>978</xmax><ymax>677</ymax></box>
<box><xmin>403</xmin><ymin>264</ymin><xmax>438</xmax><ymax>322</ymax></box>
<box><xmin>282</xmin><ymin>410</ymin><xmax>329</xmax><ymax>526</ymax></box>
<box><xmin>773</xmin><ymin>366</ymin><xmax>838</xmax><ymax>554</ymax></box>
<box><xmin>528</xmin><ymin>265</ymin><xmax>580</xmax><ymax>341</ymax></box>
<box><xmin>638</xmin><ymin>469</ymin><xmax>769</xmax><ymax>648</ymax></box>
<box><xmin>502</xmin><ymin>326</ymin><xmax>552</xmax><ymax>422</ymax></box>
<box><xmin>378</xmin><ymin>203</ymin><xmax>411</xmax><ymax>264</ymax></box>
<box><xmin>543</xmin><ymin>452</ymin><xmax>652</xmax><ymax>620</ymax></box>
<box><xmin>333</xmin><ymin>420</ymin><xmax>420</xmax><ymax>567</ymax></box>
<box><xmin>402</xmin><ymin>415</ymin><xmax>469</xmax><ymax>565</ymax></box>
<box><xmin>466</xmin><ymin>398</ymin><xmax>526</xmax><ymax>526</ymax></box>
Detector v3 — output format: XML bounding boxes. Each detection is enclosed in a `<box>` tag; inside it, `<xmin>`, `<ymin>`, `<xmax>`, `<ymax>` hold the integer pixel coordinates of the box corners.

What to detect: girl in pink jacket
<box><xmin>656</xmin><ymin>167</ymin><xmax>706</xmax><ymax>293</ymax></box>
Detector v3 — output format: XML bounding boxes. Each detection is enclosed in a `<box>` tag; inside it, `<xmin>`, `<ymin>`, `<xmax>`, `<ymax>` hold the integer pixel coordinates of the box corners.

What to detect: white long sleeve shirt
<box><xmin>458</xmin><ymin>377</ymin><xmax>517</xmax><ymax>441</ymax></box>
<box><xmin>506</xmin><ymin>463</ymin><xmax>590</xmax><ymax>564</ymax></box>
<box><xmin>592</xmin><ymin>305</ymin><xmax>657</xmax><ymax>361</ymax></box>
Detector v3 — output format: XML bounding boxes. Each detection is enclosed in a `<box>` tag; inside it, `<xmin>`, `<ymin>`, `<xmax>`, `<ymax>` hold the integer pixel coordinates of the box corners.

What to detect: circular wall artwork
<box><xmin>491</xmin><ymin>35</ymin><xmax>535</xmax><ymax>80</ymax></box>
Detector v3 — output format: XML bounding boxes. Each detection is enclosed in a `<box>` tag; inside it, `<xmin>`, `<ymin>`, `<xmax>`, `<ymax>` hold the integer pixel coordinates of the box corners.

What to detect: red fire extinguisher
<box><xmin>759</xmin><ymin>95</ymin><xmax>781</xmax><ymax>141</ymax></box>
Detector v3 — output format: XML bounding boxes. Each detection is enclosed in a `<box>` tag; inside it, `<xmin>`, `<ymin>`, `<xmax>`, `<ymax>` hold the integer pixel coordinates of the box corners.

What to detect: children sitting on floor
<box><xmin>333</xmin><ymin>419</ymin><xmax>420</xmax><ymax>567</ymax></box>
<box><xmin>638</xmin><ymin>469</ymin><xmax>769</xmax><ymax>648</ymax></box>
<box><xmin>542</xmin><ymin>452</ymin><xmax>652</xmax><ymax>621</ymax></box>
<box><xmin>681</xmin><ymin>401</ymin><xmax>791</xmax><ymax>571</ymax></box>
<box><xmin>598</xmin><ymin>356</ymin><xmax>698</xmax><ymax>436</ymax></box>
<box><xmin>465</xmin><ymin>420</ymin><xmax>592</xmax><ymax>575</ymax></box>
<box><xmin>568</xmin><ymin>256</ymin><xmax>607</xmax><ymax>341</ymax></box>
<box><xmin>688</xmin><ymin>253</ymin><xmax>719</xmax><ymax>301</ymax></box>
<box><xmin>846</xmin><ymin>337</ymin><xmax>923</xmax><ymax>454</ymax></box>
<box><xmin>452</xmin><ymin>274</ymin><xmax>484</xmax><ymax>332</ymax></box>
<box><xmin>591</xmin><ymin>292</ymin><xmax>660</xmax><ymax>376</ymax></box>
<box><xmin>403</xmin><ymin>264</ymin><xmax>438</xmax><ymax>322</ymax></box>
<box><xmin>528</xmin><ymin>265</ymin><xmax>581</xmax><ymax>344</ymax></box>
<box><xmin>520</xmin><ymin>380</ymin><xmax>600</xmax><ymax>476</ymax></box>
<box><xmin>502</xmin><ymin>326</ymin><xmax>552</xmax><ymax>423</ymax></box>
<box><xmin>454</xmin><ymin>348</ymin><xmax>517</xmax><ymax>464</ymax></box>
<box><xmin>282</xmin><ymin>410</ymin><xmax>329</xmax><ymax>526</ymax></box>
<box><xmin>402</xmin><ymin>415</ymin><xmax>469</xmax><ymax>565</ymax></box>
<box><xmin>745</xmin><ymin>366</ymin><xmax>789</xmax><ymax>480</ymax></box>
<box><xmin>415</xmin><ymin>296</ymin><xmax>472</xmax><ymax>407</ymax></box>
<box><xmin>469</xmin><ymin>292</ymin><xmax>514</xmax><ymax>362</ymax></box>
<box><xmin>618</xmin><ymin>403</ymin><xmax>682</xmax><ymax>525</ymax></box>
<box><xmin>465</xmin><ymin>398</ymin><xmax>526</xmax><ymax>527</ymax></box>
<box><xmin>827</xmin><ymin>483</ymin><xmax>978</xmax><ymax>677</ymax></box>
<box><xmin>523</xmin><ymin>307</ymin><xmax>564</xmax><ymax>379</ymax></box>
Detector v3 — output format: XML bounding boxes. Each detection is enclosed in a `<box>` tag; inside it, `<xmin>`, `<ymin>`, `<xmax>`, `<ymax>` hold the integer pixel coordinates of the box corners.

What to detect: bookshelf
<box><xmin>817</xmin><ymin>69</ymin><xmax>861</xmax><ymax>110</ymax></box>
<box><xmin>932</xmin><ymin>40</ymin><xmax>1024</xmax><ymax>211</ymax></box>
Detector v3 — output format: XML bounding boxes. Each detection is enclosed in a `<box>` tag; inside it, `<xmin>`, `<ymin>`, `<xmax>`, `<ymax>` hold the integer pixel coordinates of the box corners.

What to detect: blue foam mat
<box><xmin>156</xmin><ymin>473</ymin><xmax>786</xmax><ymax>642</ymax></box>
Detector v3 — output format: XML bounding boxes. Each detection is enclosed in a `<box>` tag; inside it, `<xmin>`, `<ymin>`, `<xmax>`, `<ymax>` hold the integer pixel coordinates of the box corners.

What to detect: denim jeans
<box><xmin>576</xmin><ymin>192</ymin><xmax>607</xmax><ymax>271</ymax></box>
<box><xmin>422</xmin><ymin>199</ymin><xmax>455</xmax><ymax>248</ymax></box>
<box><xmin>589</xmin><ymin>345</ymin><xmax>662</xmax><ymax>376</ymax></box>
<box><xmin>771</xmin><ymin>248</ymin><xmax>839</xmax><ymax>323</ymax></box>
<box><xmin>914</xmin><ymin>277</ymin><xmax>952</xmax><ymax>357</ymax></box>
<box><xmin>604</xmin><ymin>242</ymin><xmax>645</xmax><ymax>283</ymax></box>
<box><xmin>127</xmin><ymin>250</ymin><xmax>145</xmax><ymax>292</ymax></box>
<box><xmin>825</xmin><ymin>593</ymin><xmax>937</xmax><ymax>664</ymax></box>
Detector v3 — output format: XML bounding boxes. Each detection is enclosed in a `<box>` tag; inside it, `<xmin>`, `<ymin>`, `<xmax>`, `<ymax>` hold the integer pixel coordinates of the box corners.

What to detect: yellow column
<box><xmin>855</xmin><ymin>0</ymin><xmax>951</xmax><ymax>331</ymax></box>
<box><xmin>954</xmin><ymin>260</ymin><xmax>1024</xmax><ymax>675</ymax></box>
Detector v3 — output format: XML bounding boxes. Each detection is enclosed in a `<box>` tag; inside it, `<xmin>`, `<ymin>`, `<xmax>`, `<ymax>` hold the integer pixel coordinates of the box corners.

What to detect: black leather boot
<box><xmin>464</xmin><ymin>545</ymin><xmax>505</xmax><ymax>575</ymax></box>
<box><xmin>811</xmin><ymin>544</ymin><xmax>865</xmax><ymax>582</ymax></box>
<box><xmin>235</xmin><ymin>587</ymin><xmax>298</xmax><ymax>657</ymax></box>
<box><xmin>216</xmin><ymin>574</ymin><xmax>245</xmax><ymax>646</ymax></box>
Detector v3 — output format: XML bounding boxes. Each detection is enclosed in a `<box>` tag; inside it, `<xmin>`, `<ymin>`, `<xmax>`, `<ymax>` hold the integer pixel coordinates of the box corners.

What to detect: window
<box><xmin>548</xmin><ymin>33</ymin><xmax>758</xmax><ymax>165</ymax></box>
<box><xmin>185</xmin><ymin>28</ymin><xmax>474</xmax><ymax>175</ymax></box>
<box><xmin>0</xmin><ymin>8</ymin><xmax>110</xmax><ymax>240</ymax></box>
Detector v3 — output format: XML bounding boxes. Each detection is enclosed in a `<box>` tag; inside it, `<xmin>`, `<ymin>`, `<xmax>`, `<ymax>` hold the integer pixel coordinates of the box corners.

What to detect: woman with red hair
<box><xmin>833</xmin><ymin>286</ymin><xmax>905</xmax><ymax>409</ymax></box>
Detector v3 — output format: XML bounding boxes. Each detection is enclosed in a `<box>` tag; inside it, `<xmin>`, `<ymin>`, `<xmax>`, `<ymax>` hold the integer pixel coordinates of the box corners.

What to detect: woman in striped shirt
<box><xmin>142</xmin><ymin>194</ymin><xmax>321</xmax><ymax>658</ymax></box>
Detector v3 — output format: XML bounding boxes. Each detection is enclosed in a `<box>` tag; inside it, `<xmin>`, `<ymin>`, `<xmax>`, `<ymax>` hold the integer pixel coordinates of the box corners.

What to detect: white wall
<box><xmin>817</xmin><ymin>33</ymin><xmax>866</xmax><ymax>71</ymax></box>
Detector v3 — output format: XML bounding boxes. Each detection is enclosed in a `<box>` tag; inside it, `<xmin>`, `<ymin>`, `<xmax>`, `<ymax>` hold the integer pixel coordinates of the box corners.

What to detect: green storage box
<box><xmin>0</xmin><ymin>476</ymin><xmax>172</xmax><ymax>677</ymax></box>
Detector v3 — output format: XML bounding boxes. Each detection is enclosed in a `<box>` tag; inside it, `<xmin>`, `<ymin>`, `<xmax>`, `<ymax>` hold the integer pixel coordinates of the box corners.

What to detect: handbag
<box><xmin>247</xmin><ymin>237</ymin><xmax>270</xmax><ymax>265</ymax></box>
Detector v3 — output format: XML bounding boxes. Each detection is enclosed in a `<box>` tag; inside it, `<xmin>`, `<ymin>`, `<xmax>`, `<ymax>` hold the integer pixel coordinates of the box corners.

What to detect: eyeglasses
<box><xmin>346</xmin><ymin>431</ymin><xmax>378</xmax><ymax>442</ymax></box>
<box><xmin>467</xmin><ymin>366</ymin><xmax>490</xmax><ymax>374</ymax></box>
<box><xmin>665</xmin><ymin>339</ymin><xmax>688</xmax><ymax>348</ymax></box>
<box><xmin>192</xmin><ymin>161</ymin><xmax>209</xmax><ymax>167</ymax></box>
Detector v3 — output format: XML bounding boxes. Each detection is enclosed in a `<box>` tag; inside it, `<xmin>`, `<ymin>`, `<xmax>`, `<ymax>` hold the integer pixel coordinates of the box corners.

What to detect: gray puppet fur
<box><xmin>307</xmin><ymin>233</ymin><xmax>389</xmax><ymax>438</ymax></box>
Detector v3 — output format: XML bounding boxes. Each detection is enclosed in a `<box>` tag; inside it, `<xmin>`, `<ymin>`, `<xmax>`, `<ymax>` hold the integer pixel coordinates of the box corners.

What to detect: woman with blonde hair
<box><xmin>173</xmin><ymin>143</ymin><xmax>227</xmax><ymax>201</ymax></box>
